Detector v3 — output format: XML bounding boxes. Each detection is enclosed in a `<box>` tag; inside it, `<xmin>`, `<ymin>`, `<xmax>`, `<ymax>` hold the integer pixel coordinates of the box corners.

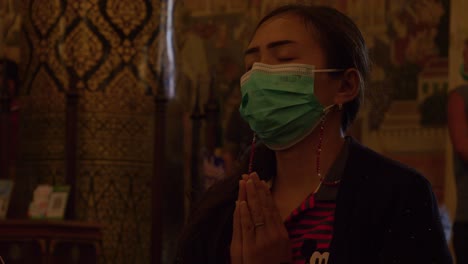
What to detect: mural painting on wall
<box><xmin>177</xmin><ymin>0</ymin><xmax>450</xmax><ymax>187</ymax></box>
<box><xmin>0</xmin><ymin>0</ymin><xmax>20</xmax><ymax>64</ymax></box>
<box><xmin>462</xmin><ymin>40</ymin><xmax>468</xmax><ymax>82</ymax></box>
<box><xmin>0</xmin><ymin>0</ymin><xmax>21</xmax><ymax>178</ymax></box>
<box><xmin>452</xmin><ymin>0</ymin><xmax>468</xmax><ymax>87</ymax></box>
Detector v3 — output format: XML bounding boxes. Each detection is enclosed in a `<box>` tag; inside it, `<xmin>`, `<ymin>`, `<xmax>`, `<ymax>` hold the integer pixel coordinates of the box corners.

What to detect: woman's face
<box><xmin>244</xmin><ymin>13</ymin><xmax>341</xmax><ymax>107</ymax></box>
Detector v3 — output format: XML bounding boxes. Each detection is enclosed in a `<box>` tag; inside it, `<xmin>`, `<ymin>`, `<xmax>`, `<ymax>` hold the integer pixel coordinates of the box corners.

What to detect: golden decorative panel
<box><xmin>76</xmin><ymin>162</ymin><xmax>151</xmax><ymax>263</ymax></box>
<box><xmin>20</xmin><ymin>0</ymin><xmax>162</xmax><ymax>263</ymax></box>
<box><xmin>20</xmin><ymin>67</ymin><xmax>66</xmax><ymax>161</ymax></box>
<box><xmin>31</xmin><ymin>0</ymin><xmax>62</xmax><ymax>36</ymax></box>
<box><xmin>105</xmin><ymin>0</ymin><xmax>148</xmax><ymax>36</ymax></box>
<box><xmin>59</xmin><ymin>21</ymin><xmax>105</xmax><ymax>78</ymax></box>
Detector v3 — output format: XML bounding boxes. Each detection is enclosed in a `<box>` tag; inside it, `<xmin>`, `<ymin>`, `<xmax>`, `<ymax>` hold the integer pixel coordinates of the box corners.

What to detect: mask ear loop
<box><xmin>248</xmin><ymin>133</ymin><xmax>257</xmax><ymax>174</ymax></box>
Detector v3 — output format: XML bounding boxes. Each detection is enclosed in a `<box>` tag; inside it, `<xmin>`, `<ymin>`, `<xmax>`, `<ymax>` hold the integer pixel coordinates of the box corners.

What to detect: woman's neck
<box><xmin>273</xmin><ymin>117</ymin><xmax>345</xmax><ymax>197</ymax></box>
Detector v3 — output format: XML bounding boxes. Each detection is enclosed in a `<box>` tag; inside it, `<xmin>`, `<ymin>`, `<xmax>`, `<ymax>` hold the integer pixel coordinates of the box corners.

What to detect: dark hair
<box><xmin>175</xmin><ymin>5</ymin><xmax>370</xmax><ymax>263</ymax></box>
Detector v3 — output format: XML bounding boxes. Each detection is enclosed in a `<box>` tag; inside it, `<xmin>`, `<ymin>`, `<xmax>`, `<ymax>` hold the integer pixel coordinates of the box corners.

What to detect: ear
<box><xmin>334</xmin><ymin>68</ymin><xmax>361</xmax><ymax>105</ymax></box>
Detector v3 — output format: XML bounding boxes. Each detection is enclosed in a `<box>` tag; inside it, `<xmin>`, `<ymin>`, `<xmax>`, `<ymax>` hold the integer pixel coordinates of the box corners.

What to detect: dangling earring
<box><xmin>248</xmin><ymin>133</ymin><xmax>256</xmax><ymax>174</ymax></box>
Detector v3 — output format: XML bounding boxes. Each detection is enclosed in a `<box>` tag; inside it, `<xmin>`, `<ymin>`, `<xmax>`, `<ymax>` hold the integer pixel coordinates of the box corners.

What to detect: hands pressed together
<box><xmin>230</xmin><ymin>172</ymin><xmax>292</xmax><ymax>264</ymax></box>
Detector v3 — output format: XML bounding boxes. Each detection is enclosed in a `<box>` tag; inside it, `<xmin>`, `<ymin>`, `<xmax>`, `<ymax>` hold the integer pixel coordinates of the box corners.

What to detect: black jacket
<box><xmin>176</xmin><ymin>138</ymin><xmax>452</xmax><ymax>264</ymax></box>
<box><xmin>327</xmin><ymin>138</ymin><xmax>452</xmax><ymax>263</ymax></box>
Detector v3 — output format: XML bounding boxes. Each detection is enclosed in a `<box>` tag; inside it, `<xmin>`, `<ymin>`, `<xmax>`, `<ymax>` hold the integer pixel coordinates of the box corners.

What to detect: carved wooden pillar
<box><xmin>0</xmin><ymin>67</ymin><xmax>10</xmax><ymax>179</ymax></box>
<box><xmin>190</xmin><ymin>81</ymin><xmax>203</xmax><ymax>205</ymax></box>
<box><xmin>204</xmin><ymin>75</ymin><xmax>220</xmax><ymax>155</ymax></box>
<box><xmin>152</xmin><ymin>74</ymin><xmax>167</xmax><ymax>264</ymax></box>
<box><xmin>65</xmin><ymin>73</ymin><xmax>79</xmax><ymax>220</ymax></box>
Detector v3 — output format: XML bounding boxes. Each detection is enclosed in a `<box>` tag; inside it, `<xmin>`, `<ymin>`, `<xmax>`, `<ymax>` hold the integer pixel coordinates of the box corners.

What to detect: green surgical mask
<box><xmin>239</xmin><ymin>63</ymin><xmax>342</xmax><ymax>150</ymax></box>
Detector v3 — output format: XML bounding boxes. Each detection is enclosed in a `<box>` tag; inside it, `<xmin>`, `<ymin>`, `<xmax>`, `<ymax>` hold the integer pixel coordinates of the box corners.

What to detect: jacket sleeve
<box><xmin>378</xmin><ymin>175</ymin><xmax>453</xmax><ymax>264</ymax></box>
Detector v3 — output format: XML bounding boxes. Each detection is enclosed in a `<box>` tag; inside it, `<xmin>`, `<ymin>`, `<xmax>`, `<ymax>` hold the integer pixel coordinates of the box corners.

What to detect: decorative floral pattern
<box><xmin>59</xmin><ymin>22</ymin><xmax>105</xmax><ymax>78</ymax></box>
<box><xmin>105</xmin><ymin>0</ymin><xmax>148</xmax><ymax>36</ymax></box>
<box><xmin>31</xmin><ymin>0</ymin><xmax>62</xmax><ymax>36</ymax></box>
<box><xmin>21</xmin><ymin>1</ymin><xmax>161</xmax><ymax>263</ymax></box>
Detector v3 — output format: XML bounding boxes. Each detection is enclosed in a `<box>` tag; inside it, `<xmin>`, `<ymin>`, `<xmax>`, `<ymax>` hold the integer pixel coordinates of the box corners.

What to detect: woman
<box><xmin>176</xmin><ymin>5</ymin><xmax>452</xmax><ymax>264</ymax></box>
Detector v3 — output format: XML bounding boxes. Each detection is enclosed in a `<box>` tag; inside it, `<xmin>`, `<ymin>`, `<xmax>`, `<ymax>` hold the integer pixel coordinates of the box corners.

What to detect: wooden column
<box><xmin>204</xmin><ymin>75</ymin><xmax>220</xmax><ymax>155</ymax></box>
<box><xmin>65</xmin><ymin>73</ymin><xmax>79</xmax><ymax>220</ymax></box>
<box><xmin>152</xmin><ymin>74</ymin><xmax>167</xmax><ymax>264</ymax></box>
<box><xmin>0</xmin><ymin>65</ymin><xmax>11</xmax><ymax>179</ymax></box>
<box><xmin>190</xmin><ymin>80</ymin><xmax>203</xmax><ymax>206</ymax></box>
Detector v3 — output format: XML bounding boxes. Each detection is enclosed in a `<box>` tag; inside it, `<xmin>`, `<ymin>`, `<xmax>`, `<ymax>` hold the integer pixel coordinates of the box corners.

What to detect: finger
<box><xmin>250</xmin><ymin>174</ymin><xmax>270</xmax><ymax>221</ymax></box>
<box><xmin>238</xmin><ymin>180</ymin><xmax>247</xmax><ymax>202</ymax></box>
<box><xmin>249</xmin><ymin>172</ymin><xmax>260</xmax><ymax>182</ymax></box>
<box><xmin>230</xmin><ymin>201</ymin><xmax>242</xmax><ymax>264</ymax></box>
<box><xmin>250</xmin><ymin>173</ymin><xmax>267</xmax><ymax>206</ymax></box>
<box><xmin>239</xmin><ymin>201</ymin><xmax>255</xmax><ymax>248</ymax></box>
<box><xmin>242</xmin><ymin>174</ymin><xmax>249</xmax><ymax>181</ymax></box>
<box><xmin>261</xmin><ymin>180</ymin><xmax>284</xmax><ymax>226</ymax></box>
<box><xmin>246</xmin><ymin>178</ymin><xmax>265</xmax><ymax>230</ymax></box>
<box><xmin>232</xmin><ymin>201</ymin><xmax>242</xmax><ymax>244</ymax></box>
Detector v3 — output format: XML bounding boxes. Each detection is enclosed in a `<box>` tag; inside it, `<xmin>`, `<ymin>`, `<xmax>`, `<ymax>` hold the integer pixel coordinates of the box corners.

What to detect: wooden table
<box><xmin>0</xmin><ymin>220</ymin><xmax>102</xmax><ymax>264</ymax></box>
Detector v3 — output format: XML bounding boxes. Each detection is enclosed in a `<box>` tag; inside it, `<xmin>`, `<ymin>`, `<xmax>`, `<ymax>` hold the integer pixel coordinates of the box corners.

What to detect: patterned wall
<box><xmin>18</xmin><ymin>0</ymin><xmax>163</xmax><ymax>263</ymax></box>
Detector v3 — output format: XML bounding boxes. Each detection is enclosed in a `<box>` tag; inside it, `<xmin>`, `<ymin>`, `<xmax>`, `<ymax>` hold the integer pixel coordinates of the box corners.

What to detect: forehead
<box><xmin>248</xmin><ymin>14</ymin><xmax>319</xmax><ymax>49</ymax></box>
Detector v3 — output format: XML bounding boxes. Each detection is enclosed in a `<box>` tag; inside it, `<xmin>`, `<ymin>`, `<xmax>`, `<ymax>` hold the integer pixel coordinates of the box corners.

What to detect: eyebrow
<box><xmin>244</xmin><ymin>40</ymin><xmax>297</xmax><ymax>56</ymax></box>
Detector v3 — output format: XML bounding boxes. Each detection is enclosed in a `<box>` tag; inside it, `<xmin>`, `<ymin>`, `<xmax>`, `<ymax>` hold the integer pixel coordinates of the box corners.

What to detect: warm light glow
<box><xmin>166</xmin><ymin>0</ymin><xmax>176</xmax><ymax>98</ymax></box>
<box><xmin>158</xmin><ymin>0</ymin><xmax>176</xmax><ymax>98</ymax></box>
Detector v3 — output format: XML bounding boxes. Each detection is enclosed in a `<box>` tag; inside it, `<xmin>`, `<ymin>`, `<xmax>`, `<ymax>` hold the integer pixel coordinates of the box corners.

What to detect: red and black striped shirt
<box><xmin>285</xmin><ymin>193</ymin><xmax>336</xmax><ymax>264</ymax></box>
<box><xmin>282</xmin><ymin>138</ymin><xmax>350</xmax><ymax>264</ymax></box>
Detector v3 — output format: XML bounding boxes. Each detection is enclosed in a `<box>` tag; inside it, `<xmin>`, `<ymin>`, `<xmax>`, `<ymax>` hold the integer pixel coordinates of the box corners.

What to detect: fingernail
<box><xmin>247</xmin><ymin>179</ymin><xmax>253</xmax><ymax>184</ymax></box>
<box><xmin>240</xmin><ymin>201</ymin><xmax>247</xmax><ymax>206</ymax></box>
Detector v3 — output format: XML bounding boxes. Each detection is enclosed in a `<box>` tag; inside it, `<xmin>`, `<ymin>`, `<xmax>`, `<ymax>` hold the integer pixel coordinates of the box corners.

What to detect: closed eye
<box><xmin>278</xmin><ymin>58</ymin><xmax>296</xmax><ymax>62</ymax></box>
<box><xmin>245</xmin><ymin>58</ymin><xmax>296</xmax><ymax>71</ymax></box>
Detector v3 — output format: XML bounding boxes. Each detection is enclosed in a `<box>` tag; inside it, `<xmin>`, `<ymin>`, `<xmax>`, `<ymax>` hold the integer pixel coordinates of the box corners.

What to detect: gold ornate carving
<box><xmin>105</xmin><ymin>0</ymin><xmax>147</xmax><ymax>36</ymax></box>
<box><xmin>31</xmin><ymin>0</ymin><xmax>62</xmax><ymax>36</ymax></box>
<box><xmin>85</xmin><ymin>4</ymin><xmax>122</xmax><ymax>91</ymax></box>
<box><xmin>20</xmin><ymin>67</ymin><xmax>66</xmax><ymax>163</ymax></box>
<box><xmin>105</xmin><ymin>68</ymin><xmax>148</xmax><ymax>109</ymax></box>
<box><xmin>76</xmin><ymin>163</ymin><xmax>151</xmax><ymax>262</ymax></box>
<box><xmin>132</xmin><ymin>0</ymin><xmax>160</xmax><ymax>94</ymax></box>
<box><xmin>81</xmin><ymin>69</ymin><xmax>153</xmax><ymax>114</ymax></box>
<box><xmin>117</xmin><ymin>40</ymin><xmax>137</xmax><ymax>63</ymax></box>
<box><xmin>77</xmin><ymin>114</ymin><xmax>153</xmax><ymax>161</ymax></box>
<box><xmin>25</xmin><ymin>67</ymin><xmax>65</xmax><ymax>112</ymax></box>
<box><xmin>59</xmin><ymin>22</ymin><xmax>104</xmax><ymax>78</ymax></box>
<box><xmin>72</xmin><ymin>0</ymin><xmax>95</xmax><ymax>17</ymax></box>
